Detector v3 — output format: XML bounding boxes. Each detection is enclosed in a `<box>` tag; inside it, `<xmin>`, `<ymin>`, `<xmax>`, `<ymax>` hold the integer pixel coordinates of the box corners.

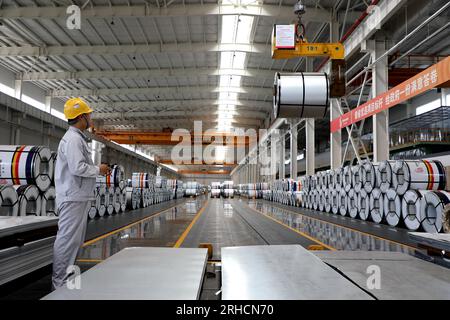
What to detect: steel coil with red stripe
<box><xmin>131</xmin><ymin>172</ymin><xmax>155</xmax><ymax>189</ymax></box>
<box><xmin>0</xmin><ymin>145</ymin><xmax>53</xmax><ymax>192</ymax></box>
<box><xmin>392</xmin><ymin>160</ymin><xmax>447</xmax><ymax>196</ymax></box>
<box><xmin>96</xmin><ymin>164</ymin><xmax>125</xmax><ymax>189</ymax></box>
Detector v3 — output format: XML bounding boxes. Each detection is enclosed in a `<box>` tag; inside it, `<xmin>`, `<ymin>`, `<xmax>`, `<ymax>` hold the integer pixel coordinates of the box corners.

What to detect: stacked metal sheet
<box><xmin>0</xmin><ymin>216</ymin><xmax>58</xmax><ymax>285</ymax></box>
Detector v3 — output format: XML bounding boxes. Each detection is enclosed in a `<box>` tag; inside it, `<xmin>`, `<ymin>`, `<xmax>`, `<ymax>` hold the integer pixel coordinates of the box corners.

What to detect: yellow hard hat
<box><xmin>64</xmin><ymin>98</ymin><xmax>93</xmax><ymax>120</ymax></box>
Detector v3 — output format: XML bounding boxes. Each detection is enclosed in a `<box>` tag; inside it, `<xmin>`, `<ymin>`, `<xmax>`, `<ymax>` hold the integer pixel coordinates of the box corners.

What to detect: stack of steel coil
<box><xmin>267</xmin><ymin>157</ymin><xmax>450</xmax><ymax>233</ymax></box>
<box><xmin>0</xmin><ymin>146</ymin><xmax>178</xmax><ymax>220</ymax></box>
<box><xmin>184</xmin><ymin>181</ymin><xmax>200</xmax><ymax>197</ymax></box>
<box><xmin>270</xmin><ymin>179</ymin><xmax>302</xmax><ymax>206</ymax></box>
<box><xmin>0</xmin><ymin>145</ymin><xmax>54</xmax><ymax>217</ymax></box>
<box><xmin>91</xmin><ymin>165</ymin><xmax>126</xmax><ymax>219</ymax></box>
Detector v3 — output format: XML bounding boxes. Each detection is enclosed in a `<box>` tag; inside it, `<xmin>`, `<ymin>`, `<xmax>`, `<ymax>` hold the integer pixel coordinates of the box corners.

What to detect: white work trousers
<box><xmin>52</xmin><ymin>201</ymin><xmax>89</xmax><ymax>289</ymax></box>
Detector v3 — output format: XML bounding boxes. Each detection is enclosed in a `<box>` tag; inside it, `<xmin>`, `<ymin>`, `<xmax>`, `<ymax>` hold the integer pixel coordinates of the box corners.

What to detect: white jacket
<box><xmin>55</xmin><ymin>126</ymin><xmax>99</xmax><ymax>203</ymax></box>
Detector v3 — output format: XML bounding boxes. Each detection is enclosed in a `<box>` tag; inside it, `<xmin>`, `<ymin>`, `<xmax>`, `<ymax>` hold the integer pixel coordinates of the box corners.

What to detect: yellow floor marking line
<box><xmin>82</xmin><ymin>201</ymin><xmax>185</xmax><ymax>248</ymax></box>
<box><xmin>76</xmin><ymin>259</ymin><xmax>104</xmax><ymax>263</ymax></box>
<box><xmin>258</xmin><ymin>200</ymin><xmax>418</xmax><ymax>251</ymax></box>
<box><xmin>173</xmin><ymin>200</ymin><xmax>209</xmax><ymax>248</ymax></box>
<box><xmin>245</xmin><ymin>204</ymin><xmax>336</xmax><ymax>251</ymax></box>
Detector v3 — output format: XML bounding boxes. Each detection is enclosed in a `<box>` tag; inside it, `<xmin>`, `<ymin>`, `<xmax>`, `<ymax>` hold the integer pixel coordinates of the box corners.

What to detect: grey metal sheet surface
<box><xmin>409</xmin><ymin>232</ymin><xmax>450</xmax><ymax>252</ymax></box>
<box><xmin>315</xmin><ymin>251</ymin><xmax>450</xmax><ymax>300</ymax></box>
<box><xmin>221</xmin><ymin>245</ymin><xmax>372</xmax><ymax>300</ymax></box>
<box><xmin>0</xmin><ymin>216</ymin><xmax>58</xmax><ymax>238</ymax></box>
<box><xmin>0</xmin><ymin>236</ymin><xmax>55</xmax><ymax>285</ymax></box>
<box><xmin>42</xmin><ymin>247</ymin><xmax>208</xmax><ymax>300</ymax></box>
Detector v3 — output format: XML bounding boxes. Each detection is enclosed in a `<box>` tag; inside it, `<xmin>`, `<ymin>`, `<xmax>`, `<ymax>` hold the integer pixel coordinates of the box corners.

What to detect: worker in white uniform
<box><xmin>52</xmin><ymin>98</ymin><xmax>110</xmax><ymax>289</ymax></box>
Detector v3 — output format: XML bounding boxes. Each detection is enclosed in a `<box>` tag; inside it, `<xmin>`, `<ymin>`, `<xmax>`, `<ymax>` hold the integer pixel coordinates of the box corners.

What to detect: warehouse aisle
<box><xmin>78</xmin><ymin>196</ymin><xmax>208</xmax><ymax>261</ymax></box>
<box><xmin>180</xmin><ymin>198</ymin><xmax>327</xmax><ymax>259</ymax></box>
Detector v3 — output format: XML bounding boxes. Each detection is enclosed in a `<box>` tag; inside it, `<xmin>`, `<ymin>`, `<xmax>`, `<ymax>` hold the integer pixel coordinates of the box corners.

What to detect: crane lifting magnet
<box><xmin>272</xmin><ymin>0</ymin><xmax>346</xmax><ymax>98</ymax></box>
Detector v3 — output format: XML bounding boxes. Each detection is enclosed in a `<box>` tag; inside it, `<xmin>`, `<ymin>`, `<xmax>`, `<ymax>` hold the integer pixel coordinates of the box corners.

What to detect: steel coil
<box><xmin>155</xmin><ymin>176</ymin><xmax>167</xmax><ymax>189</ymax></box>
<box><xmin>420</xmin><ymin>190</ymin><xmax>450</xmax><ymax>233</ymax></box>
<box><xmin>369</xmin><ymin>188</ymin><xmax>384</xmax><ymax>224</ymax></box>
<box><xmin>338</xmin><ymin>189</ymin><xmax>347</xmax><ymax>216</ymax></box>
<box><xmin>119</xmin><ymin>188</ymin><xmax>126</xmax><ymax>212</ymax></box>
<box><xmin>316</xmin><ymin>172</ymin><xmax>323</xmax><ymax>191</ymax></box>
<box><xmin>106</xmin><ymin>187</ymin><xmax>115</xmax><ymax>215</ymax></box>
<box><xmin>331</xmin><ymin>190</ymin><xmax>339</xmax><ymax>214</ymax></box>
<box><xmin>343</xmin><ymin>166</ymin><xmax>352</xmax><ymax>193</ymax></box>
<box><xmin>376</xmin><ymin>160</ymin><xmax>395</xmax><ymax>193</ymax></box>
<box><xmin>392</xmin><ymin>160</ymin><xmax>446</xmax><ymax>196</ymax></box>
<box><xmin>306</xmin><ymin>190</ymin><xmax>312</xmax><ymax>209</ymax></box>
<box><xmin>113</xmin><ymin>188</ymin><xmax>121</xmax><ymax>213</ymax></box>
<box><xmin>384</xmin><ymin>188</ymin><xmax>402</xmax><ymax>227</ymax></box>
<box><xmin>132</xmin><ymin>172</ymin><xmax>154</xmax><ymax>189</ymax></box>
<box><xmin>361</xmin><ymin>162</ymin><xmax>378</xmax><ymax>193</ymax></box>
<box><xmin>88</xmin><ymin>188</ymin><xmax>99</xmax><ymax>219</ymax></box>
<box><xmin>14</xmin><ymin>185</ymin><xmax>41</xmax><ymax>216</ymax></box>
<box><xmin>0</xmin><ymin>185</ymin><xmax>19</xmax><ymax>216</ymax></box>
<box><xmin>118</xmin><ymin>180</ymin><xmax>126</xmax><ymax>191</ymax></box>
<box><xmin>302</xmin><ymin>176</ymin><xmax>310</xmax><ymax>193</ymax></box>
<box><xmin>333</xmin><ymin>168</ymin><xmax>343</xmax><ymax>191</ymax></box>
<box><xmin>273</xmin><ymin>72</ymin><xmax>329</xmax><ymax>119</ymax></box>
<box><xmin>324</xmin><ymin>189</ymin><xmax>332</xmax><ymax>213</ymax></box>
<box><xmin>358</xmin><ymin>189</ymin><xmax>370</xmax><ymax>221</ymax></box>
<box><xmin>323</xmin><ymin>171</ymin><xmax>329</xmax><ymax>191</ymax></box>
<box><xmin>140</xmin><ymin>188</ymin><xmax>147</xmax><ymax>208</ymax></box>
<box><xmin>97</xmin><ymin>187</ymin><xmax>107</xmax><ymax>217</ymax></box>
<box><xmin>318</xmin><ymin>190</ymin><xmax>325</xmax><ymax>212</ymax></box>
<box><xmin>41</xmin><ymin>186</ymin><xmax>56</xmax><ymax>216</ymax></box>
<box><xmin>310</xmin><ymin>175</ymin><xmax>318</xmax><ymax>192</ymax></box>
<box><xmin>401</xmin><ymin>190</ymin><xmax>426</xmax><ymax>231</ymax></box>
<box><xmin>351</xmin><ymin>165</ymin><xmax>362</xmax><ymax>193</ymax></box>
<box><xmin>327</xmin><ymin>170</ymin><xmax>335</xmax><ymax>190</ymax></box>
<box><xmin>313</xmin><ymin>190</ymin><xmax>319</xmax><ymax>211</ymax></box>
<box><xmin>126</xmin><ymin>187</ymin><xmax>139</xmax><ymax>210</ymax></box>
<box><xmin>96</xmin><ymin>164</ymin><xmax>125</xmax><ymax>188</ymax></box>
<box><xmin>0</xmin><ymin>145</ymin><xmax>53</xmax><ymax>192</ymax></box>
<box><xmin>347</xmin><ymin>188</ymin><xmax>358</xmax><ymax>218</ymax></box>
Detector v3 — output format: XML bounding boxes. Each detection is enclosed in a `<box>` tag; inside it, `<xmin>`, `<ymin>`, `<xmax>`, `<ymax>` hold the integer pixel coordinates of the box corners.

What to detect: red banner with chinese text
<box><xmin>330</xmin><ymin>56</ymin><xmax>450</xmax><ymax>133</ymax></box>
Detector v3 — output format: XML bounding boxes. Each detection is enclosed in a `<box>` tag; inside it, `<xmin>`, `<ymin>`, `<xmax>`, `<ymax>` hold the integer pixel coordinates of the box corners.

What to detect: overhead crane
<box><xmin>96</xmin><ymin>130</ymin><xmax>255</xmax><ymax>146</ymax></box>
<box><xmin>271</xmin><ymin>0</ymin><xmax>346</xmax><ymax>98</ymax></box>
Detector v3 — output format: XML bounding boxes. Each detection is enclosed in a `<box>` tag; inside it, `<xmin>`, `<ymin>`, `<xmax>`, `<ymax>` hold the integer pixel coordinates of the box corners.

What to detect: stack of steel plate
<box><xmin>0</xmin><ymin>216</ymin><xmax>58</xmax><ymax>285</ymax></box>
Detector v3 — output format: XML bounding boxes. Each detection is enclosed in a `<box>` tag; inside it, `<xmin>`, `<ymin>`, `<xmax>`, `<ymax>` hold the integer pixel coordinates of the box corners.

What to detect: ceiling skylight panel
<box><xmin>217</xmin><ymin>112</ymin><xmax>235</xmax><ymax>119</ymax></box>
<box><xmin>235</xmin><ymin>15</ymin><xmax>254</xmax><ymax>44</ymax></box>
<box><xmin>220</xmin><ymin>52</ymin><xmax>234</xmax><ymax>69</ymax></box>
<box><xmin>219</xmin><ymin>104</ymin><xmax>236</xmax><ymax>111</ymax></box>
<box><xmin>231</xmin><ymin>51</ymin><xmax>246</xmax><ymax>69</ymax></box>
<box><xmin>219</xmin><ymin>92</ymin><xmax>238</xmax><ymax>101</ymax></box>
<box><xmin>229</xmin><ymin>75</ymin><xmax>241</xmax><ymax>87</ymax></box>
<box><xmin>220</xmin><ymin>75</ymin><xmax>230</xmax><ymax>87</ymax></box>
<box><xmin>221</xmin><ymin>15</ymin><xmax>238</xmax><ymax>43</ymax></box>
